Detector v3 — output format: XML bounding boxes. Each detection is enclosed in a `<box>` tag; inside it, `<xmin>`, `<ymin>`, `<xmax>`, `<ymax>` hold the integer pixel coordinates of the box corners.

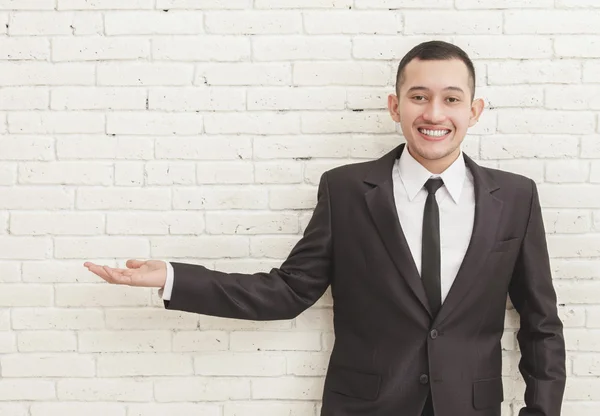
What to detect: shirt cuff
<box><xmin>159</xmin><ymin>261</ymin><xmax>174</xmax><ymax>301</ymax></box>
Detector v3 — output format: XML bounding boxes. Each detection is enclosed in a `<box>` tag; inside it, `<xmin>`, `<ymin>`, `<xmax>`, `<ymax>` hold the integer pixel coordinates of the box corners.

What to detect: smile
<box><xmin>417</xmin><ymin>128</ymin><xmax>451</xmax><ymax>141</ymax></box>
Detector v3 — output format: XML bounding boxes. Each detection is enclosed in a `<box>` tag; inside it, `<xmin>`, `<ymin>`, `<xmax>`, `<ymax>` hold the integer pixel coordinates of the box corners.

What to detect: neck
<box><xmin>406</xmin><ymin>145</ymin><xmax>460</xmax><ymax>175</ymax></box>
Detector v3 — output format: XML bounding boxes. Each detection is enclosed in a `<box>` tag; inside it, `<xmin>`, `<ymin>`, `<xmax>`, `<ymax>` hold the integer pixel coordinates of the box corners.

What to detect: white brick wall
<box><xmin>0</xmin><ymin>2</ymin><xmax>597</xmax><ymax>415</ymax></box>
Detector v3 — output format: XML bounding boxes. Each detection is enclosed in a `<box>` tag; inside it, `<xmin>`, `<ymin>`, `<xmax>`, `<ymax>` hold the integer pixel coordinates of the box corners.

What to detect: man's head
<box><xmin>388</xmin><ymin>41</ymin><xmax>484</xmax><ymax>173</ymax></box>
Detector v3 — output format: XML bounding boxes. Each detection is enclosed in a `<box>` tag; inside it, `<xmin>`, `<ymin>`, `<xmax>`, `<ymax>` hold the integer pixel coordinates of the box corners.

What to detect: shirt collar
<box><xmin>398</xmin><ymin>146</ymin><xmax>467</xmax><ymax>203</ymax></box>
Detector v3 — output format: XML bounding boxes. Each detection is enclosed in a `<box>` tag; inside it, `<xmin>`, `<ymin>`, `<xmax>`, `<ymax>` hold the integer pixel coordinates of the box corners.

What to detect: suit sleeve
<box><xmin>163</xmin><ymin>172</ymin><xmax>333</xmax><ymax>321</ymax></box>
<box><xmin>508</xmin><ymin>180</ymin><xmax>566</xmax><ymax>416</ymax></box>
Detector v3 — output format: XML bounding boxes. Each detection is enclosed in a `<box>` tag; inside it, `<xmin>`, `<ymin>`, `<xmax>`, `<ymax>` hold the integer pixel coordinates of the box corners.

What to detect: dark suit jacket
<box><xmin>164</xmin><ymin>144</ymin><xmax>566</xmax><ymax>416</ymax></box>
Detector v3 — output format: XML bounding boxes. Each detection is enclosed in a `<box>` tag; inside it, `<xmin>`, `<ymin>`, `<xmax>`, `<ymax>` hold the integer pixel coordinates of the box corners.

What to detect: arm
<box><xmin>163</xmin><ymin>172</ymin><xmax>333</xmax><ymax>321</ymax></box>
<box><xmin>508</xmin><ymin>180</ymin><xmax>566</xmax><ymax>416</ymax></box>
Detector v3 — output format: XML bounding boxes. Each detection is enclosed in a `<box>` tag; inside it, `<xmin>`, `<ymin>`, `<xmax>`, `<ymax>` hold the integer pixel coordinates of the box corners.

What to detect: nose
<box><xmin>423</xmin><ymin>99</ymin><xmax>446</xmax><ymax>124</ymax></box>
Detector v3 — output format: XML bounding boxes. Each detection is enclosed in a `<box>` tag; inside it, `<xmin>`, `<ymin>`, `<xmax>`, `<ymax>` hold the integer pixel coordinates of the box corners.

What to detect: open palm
<box><xmin>83</xmin><ymin>259</ymin><xmax>167</xmax><ymax>288</ymax></box>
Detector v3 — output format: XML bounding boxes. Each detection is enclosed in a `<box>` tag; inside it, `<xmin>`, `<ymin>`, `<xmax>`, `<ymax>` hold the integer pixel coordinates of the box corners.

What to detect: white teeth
<box><xmin>419</xmin><ymin>128</ymin><xmax>450</xmax><ymax>137</ymax></box>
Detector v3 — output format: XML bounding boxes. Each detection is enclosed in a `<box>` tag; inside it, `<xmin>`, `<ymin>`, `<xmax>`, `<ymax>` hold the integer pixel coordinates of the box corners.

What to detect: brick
<box><xmin>153</xmin><ymin>36</ymin><xmax>250</xmax><ymax>61</ymax></box>
<box><xmin>0</xmin><ymin>380</ymin><xmax>55</xmax><ymax>400</ymax></box>
<box><xmin>23</xmin><ymin>260</ymin><xmax>106</xmax><ymax>283</ymax></box>
<box><xmin>144</xmin><ymin>162</ymin><xmax>195</xmax><ymax>185</ymax></box>
<box><xmin>267</xmin><ymin>186</ymin><xmax>315</xmax><ymax>210</ymax></box>
<box><xmin>354</xmin><ymin>0</ymin><xmax>451</xmax><ymax>7</ymax></box>
<box><xmin>0</xmin><ymin>137</ymin><xmax>51</xmax><ymax>161</ymax></box>
<box><xmin>53</xmin><ymin>38</ymin><xmax>150</xmax><ymax>61</ymax></box>
<box><xmin>295</xmin><ymin>308</ymin><xmax>333</xmax><ymax>330</ymax></box>
<box><xmin>230</xmin><ymin>331</ymin><xmax>321</xmax><ymax>351</ymax></box>
<box><xmin>488</xmin><ymin>60</ymin><xmax>580</xmax><ymax>85</ymax></box>
<box><xmin>250</xmin><ymin>236</ymin><xmax>299</xmax><ymax>258</ymax></box>
<box><xmin>9</xmin><ymin>11</ymin><xmax>102</xmax><ymax>35</ymax></box>
<box><xmin>0</xmin><ymin>332</ymin><xmax>16</xmax><ymax>353</ymax></box>
<box><xmin>555</xmin><ymin>36</ymin><xmax>600</xmax><ymax>58</ymax></box>
<box><xmin>105</xmin><ymin>11</ymin><xmax>202</xmax><ymax>35</ymax></box>
<box><xmin>591</xmin><ymin>161</ymin><xmax>600</xmax><ymax>183</ymax></box>
<box><xmin>353</xmin><ymin>35</ymin><xmax>444</xmax><ymax>60</ymax></box>
<box><xmin>225</xmin><ymin>402</ymin><xmax>316</xmax><ymax>416</ymax></box>
<box><xmin>206</xmin><ymin>11</ymin><xmax>301</xmax><ymax>34</ymax></box>
<box><xmin>0</xmin><ymin>38</ymin><xmax>48</xmax><ymax>60</ymax></box>
<box><xmin>57</xmin><ymin>379</ymin><xmax>153</xmax><ymax>401</ymax></box>
<box><xmin>302</xmin><ymin>111</ymin><xmax>395</xmax><ymax>134</ymax></box>
<box><xmin>107</xmin><ymin>112</ymin><xmax>203</xmax><ymax>135</ymax></box>
<box><xmin>0</xmin><ymin>0</ymin><xmax>54</xmax><ymax>9</ymax></box>
<box><xmin>480</xmin><ymin>135</ymin><xmax>578</xmax><ymax>159</ymax></box>
<box><xmin>546</xmin><ymin>160</ymin><xmax>589</xmax><ymax>183</ymax></box>
<box><xmin>31</xmin><ymin>403</ymin><xmax>126</xmax><ymax>416</ymax></box>
<box><xmin>539</xmin><ymin>184</ymin><xmax>600</xmax><ymax>208</ymax></box>
<box><xmin>548</xmin><ymin>235</ymin><xmax>600</xmax><ymax>257</ymax></box>
<box><xmin>506</xmin><ymin>11</ymin><xmax>600</xmax><ymax>34</ymax></box>
<box><xmin>173</xmin><ymin>186</ymin><xmax>267</xmax><ymax>209</ymax></box>
<box><xmin>194</xmin><ymin>353</ymin><xmax>286</xmax><ymax>376</ymax></box>
<box><xmin>107</xmin><ymin>212</ymin><xmax>205</xmax><ymax>235</ymax></box>
<box><xmin>54</xmin><ymin>236</ymin><xmax>149</xmax><ymax>258</ymax></box>
<box><xmin>255</xmin><ymin>162</ymin><xmax>303</xmax><ymax>184</ymax></box>
<box><xmin>573</xmin><ymin>354</ymin><xmax>600</xmax><ymax>375</ymax></box>
<box><xmin>0</xmin><ymin>164</ymin><xmax>15</xmax><ymax>185</ymax></box>
<box><xmin>155</xmin><ymin>377</ymin><xmax>251</xmax><ymax>401</ymax></box>
<box><xmin>196</xmin><ymin>162</ymin><xmax>253</xmax><ymax>184</ymax></box>
<box><xmin>205</xmin><ymin>212</ymin><xmax>299</xmax><ymax>235</ymax></box>
<box><xmin>581</xmin><ymin>135</ymin><xmax>600</xmax><ymax>158</ymax></box>
<box><xmin>557</xmin><ymin>0</ymin><xmax>600</xmax><ymax>6</ymax></box>
<box><xmin>17</xmin><ymin>331</ymin><xmax>77</xmax><ymax>352</ymax></box>
<box><xmin>497</xmin><ymin>110</ymin><xmax>594</xmax><ymax>134</ymax></box>
<box><xmin>0</xmin><ymin>237</ymin><xmax>51</xmax><ymax>260</ymax></box>
<box><xmin>558</xmin><ymin>305</ymin><xmax>586</xmax><ymax>327</ymax></box>
<box><xmin>197</xmin><ymin>63</ymin><xmax>291</xmax><ymax>86</ymax></box>
<box><xmin>286</xmin><ymin>352</ymin><xmax>329</xmax><ymax>376</ymax></box>
<box><xmin>55</xmin><ymin>284</ymin><xmax>151</xmax><ymax>307</ymax></box>
<box><xmin>349</xmin><ymin>135</ymin><xmax>403</xmax><ymax>159</ymax></box>
<box><xmin>555</xmin><ymin>281</ymin><xmax>600</xmax><ymax>304</ymax></box>
<box><xmin>552</xmin><ymin>260</ymin><xmax>600</xmax><ymax>279</ymax></box>
<box><xmin>114</xmin><ymin>161</ymin><xmax>144</xmax><ymax>186</ymax></box>
<box><xmin>128</xmin><ymin>403</ymin><xmax>221</xmax><ymax>416</ymax></box>
<box><xmin>9</xmin><ymin>111</ymin><xmax>104</xmax><ymax>134</ymax></box>
<box><xmin>173</xmin><ymin>331</ymin><xmax>228</xmax><ymax>352</ymax></box>
<box><xmin>11</xmin><ymin>308</ymin><xmax>104</xmax><ymax>330</ymax></box>
<box><xmin>456</xmin><ymin>0</ymin><xmax>552</xmax><ymax>7</ymax></box>
<box><xmin>293</xmin><ymin>61</ymin><xmax>391</xmax><ymax>86</ymax></box>
<box><xmin>543</xmin><ymin>210</ymin><xmax>592</xmax><ymax>233</ymax></box>
<box><xmin>205</xmin><ymin>113</ymin><xmax>300</xmax><ymax>134</ymax></box>
<box><xmin>0</xmin><ymin>262</ymin><xmax>20</xmax><ymax>283</ymax></box>
<box><xmin>1</xmin><ymin>354</ymin><xmax>95</xmax><ymax>377</ymax></box>
<box><xmin>0</xmin><ymin>62</ymin><xmax>94</xmax><ymax>86</ymax></box>
<box><xmin>346</xmin><ymin>88</ymin><xmax>389</xmax><ymax>110</ymax></box>
<box><xmin>454</xmin><ymin>35</ymin><xmax>553</xmax><ymax>59</ymax></box>
<box><xmin>254</xmin><ymin>36</ymin><xmax>351</xmax><ymax>61</ymax></box>
<box><xmin>561</xmin><ymin>402</ymin><xmax>600</xmax><ymax>416</ymax></box>
<box><xmin>248</xmin><ymin>87</ymin><xmax>345</xmax><ymax>111</ymax></box>
<box><xmin>105</xmin><ymin>308</ymin><xmax>198</xmax><ymax>330</ymax></box>
<box><xmin>58</xmin><ymin>0</ymin><xmax>153</xmax><ymax>9</ymax></box>
<box><xmin>150</xmin><ymin>236</ymin><xmax>249</xmax><ymax>258</ymax></box>
<box><xmin>497</xmin><ymin>160</ymin><xmax>544</xmax><ymax>183</ymax></box>
<box><xmin>98</xmin><ymin>63</ymin><xmax>193</xmax><ymax>87</ymax></box>
<box><xmin>584</xmin><ymin>60</ymin><xmax>600</xmax><ymax>83</ymax></box>
<box><xmin>52</xmin><ymin>87</ymin><xmax>145</xmax><ymax>110</ymax></box>
<box><xmin>11</xmin><ymin>212</ymin><xmax>103</xmax><ymax>235</ymax></box>
<box><xmin>77</xmin><ymin>188</ymin><xmax>170</xmax><ymax>210</ymax></box>
<box><xmin>156</xmin><ymin>137</ymin><xmax>252</xmax><ymax>160</ymax></box>
<box><xmin>478</xmin><ymin>86</ymin><xmax>543</xmax><ymax>108</ymax></box>
<box><xmin>588</xmin><ymin>306</ymin><xmax>600</xmax><ymax>327</ymax></box>
<box><xmin>98</xmin><ymin>353</ymin><xmax>192</xmax><ymax>377</ymax></box>
<box><xmin>304</xmin><ymin>11</ymin><xmax>400</xmax><ymax>34</ymax></box>
<box><xmin>0</xmin><ymin>87</ymin><xmax>47</xmax><ymax>110</ymax></box>
<box><xmin>0</xmin><ymin>404</ymin><xmax>26</xmax><ymax>416</ymax></box>
<box><xmin>546</xmin><ymin>85</ymin><xmax>600</xmax><ymax>110</ymax></box>
<box><xmin>405</xmin><ymin>11</ymin><xmax>501</xmax><ymax>34</ymax></box>
<box><xmin>78</xmin><ymin>331</ymin><xmax>170</xmax><ymax>352</ymax></box>
<box><xmin>150</xmin><ymin>87</ymin><xmax>244</xmax><ymax>111</ymax></box>
<box><xmin>18</xmin><ymin>162</ymin><xmax>113</xmax><ymax>185</ymax></box>
<box><xmin>564</xmin><ymin>377</ymin><xmax>600</xmax><ymax>400</ymax></box>
<box><xmin>0</xmin><ymin>308</ymin><xmax>9</xmax><ymax>329</ymax></box>
<box><xmin>256</xmin><ymin>0</ymin><xmax>351</xmax><ymax>7</ymax></box>
<box><xmin>252</xmin><ymin>376</ymin><xmax>324</xmax><ymax>400</ymax></box>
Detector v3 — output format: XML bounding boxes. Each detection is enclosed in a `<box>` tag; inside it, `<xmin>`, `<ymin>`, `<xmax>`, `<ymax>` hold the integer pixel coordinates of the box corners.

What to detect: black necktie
<box><xmin>422</xmin><ymin>178</ymin><xmax>444</xmax><ymax>317</ymax></box>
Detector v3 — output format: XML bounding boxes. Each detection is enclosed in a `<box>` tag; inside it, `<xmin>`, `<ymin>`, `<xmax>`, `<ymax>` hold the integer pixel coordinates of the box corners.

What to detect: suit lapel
<box><xmin>364</xmin><ymin>144</ymin><xmax>432</xmax><ymax>316</ymax></box>
<box><xmin>434</xmin><ymin>154</ymin><xmax>503</xmax><ymax>325</ymax></box>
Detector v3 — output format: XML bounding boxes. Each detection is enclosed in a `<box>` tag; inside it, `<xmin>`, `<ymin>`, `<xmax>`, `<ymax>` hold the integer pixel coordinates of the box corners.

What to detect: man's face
<box><xmin>388</xmin><ymin>58</ymin><xmax>483</xmax><ymax>168</ymax></box>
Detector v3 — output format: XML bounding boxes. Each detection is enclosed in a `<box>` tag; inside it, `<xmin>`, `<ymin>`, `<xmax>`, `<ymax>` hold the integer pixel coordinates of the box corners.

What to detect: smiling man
<box><xmin>85</xmin><ymin>41</ymin><xmax>566</xmax><ymax>416</ymax></box>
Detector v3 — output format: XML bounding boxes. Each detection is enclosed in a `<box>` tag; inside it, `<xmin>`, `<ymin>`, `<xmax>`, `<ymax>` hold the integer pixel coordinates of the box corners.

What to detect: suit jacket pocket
<box><xmin>326</xmin><ymin>365</ymin><xmax>381</xmax><ymax>401</ymax></box>
<box><xmin>473</xmin><ymin>377</ymin><xmax>504</xmax><ymax>410</ymax></box>
<box><xmin>491</xmin><ymin>237</ymin><xmax>521</xmax><ymax>253</ymax></box>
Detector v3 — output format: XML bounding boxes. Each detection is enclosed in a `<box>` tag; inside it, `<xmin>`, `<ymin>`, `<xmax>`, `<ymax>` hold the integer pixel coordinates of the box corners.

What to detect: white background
<box><xmin>0</xmin><ymin>0</ymin><xmax>599</xmax><ymax>415</ymax></box>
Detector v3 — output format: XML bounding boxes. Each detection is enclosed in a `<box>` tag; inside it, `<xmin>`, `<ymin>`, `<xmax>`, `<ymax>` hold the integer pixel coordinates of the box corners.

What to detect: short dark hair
<box><xmin>395</xmin><ymin>41</ymin><xmax>476</xmax><ymax>101</ymax></box>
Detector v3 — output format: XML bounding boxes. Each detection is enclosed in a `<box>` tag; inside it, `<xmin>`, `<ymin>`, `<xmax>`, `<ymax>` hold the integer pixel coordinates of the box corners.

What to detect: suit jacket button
<box><xmin>430</xmin><ymin>329</ymin><xmax>438</xmax><ymax>339</ymax></box>
<box><xmin>419</xmin><ymin>374</ymin><xmax>429</xmax><ymax>385</ymax></box>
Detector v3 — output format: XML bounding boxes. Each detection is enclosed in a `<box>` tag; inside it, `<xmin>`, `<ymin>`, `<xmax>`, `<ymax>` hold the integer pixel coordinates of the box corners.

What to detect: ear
<box><xmin>388</xmin><ymin>93</ymin><xmax>401</xmax><ymax>123</ymax></box>
<box><xmin>468</xmin><ymin>98</ymin><xmax>484</xmax><ymax>127</ymax></box>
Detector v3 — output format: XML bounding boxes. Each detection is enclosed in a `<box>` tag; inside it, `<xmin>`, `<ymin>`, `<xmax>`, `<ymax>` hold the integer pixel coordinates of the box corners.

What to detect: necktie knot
<box><xmin>424</xmin><ymin>178</ymin><xmax>444</xmax><ymax>195</ymax></box>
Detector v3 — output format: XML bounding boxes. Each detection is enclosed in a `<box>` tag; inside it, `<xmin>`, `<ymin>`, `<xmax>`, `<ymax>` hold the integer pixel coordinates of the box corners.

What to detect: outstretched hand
<box><xmin>83</xmin><ymin>259</ymin><xmax>167</xmax><ymax>288</ymax></box>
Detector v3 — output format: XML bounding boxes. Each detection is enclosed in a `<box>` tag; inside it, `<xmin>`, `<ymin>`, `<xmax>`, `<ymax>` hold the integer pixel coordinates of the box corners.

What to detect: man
<box><xmin>85</xmin><ymin>41</ymin><xmax>566</xmax><ymax>416</ymax></box>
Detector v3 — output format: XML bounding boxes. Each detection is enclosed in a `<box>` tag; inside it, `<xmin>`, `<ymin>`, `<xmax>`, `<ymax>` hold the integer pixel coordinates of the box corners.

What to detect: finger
<box><xmin>126</xmin><ymin>259</ymin><xmax>145</xmax><ymax>269</ymax></box>
<box><xmin>103</xmin><ymin>266</ymin><xmax>131</xmax><ymax>285</ymax></box>
<box><xmin>85</xmin><ymin>263</ymin><xmax>112</xmax><ymax>282</ymax></box>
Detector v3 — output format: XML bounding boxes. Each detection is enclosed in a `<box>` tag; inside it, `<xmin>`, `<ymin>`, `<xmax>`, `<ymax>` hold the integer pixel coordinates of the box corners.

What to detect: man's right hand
<box><xmin>83</xmin><ymin>259</ymin><xmax>167</xmax><ymax>288</ymax></box>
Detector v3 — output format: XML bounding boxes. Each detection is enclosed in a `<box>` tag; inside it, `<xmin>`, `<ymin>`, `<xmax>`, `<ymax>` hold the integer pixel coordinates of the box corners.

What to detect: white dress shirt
<box><xmin>393</xmin><ymin>148</ymin><xmax>475</xmax><ymax>304</ymax></box>
<box><xmin>161</xmin><ymin>148</ymin><xmax>476</xmax><ymax>304</ymax></box>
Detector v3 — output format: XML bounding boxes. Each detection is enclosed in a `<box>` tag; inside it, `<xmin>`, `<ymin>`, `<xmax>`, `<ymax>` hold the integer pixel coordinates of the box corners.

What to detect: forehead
<box><xmin>401</xmin><ymin>58</ymin><xmax>470</xmax><ymax>92</ymax></box>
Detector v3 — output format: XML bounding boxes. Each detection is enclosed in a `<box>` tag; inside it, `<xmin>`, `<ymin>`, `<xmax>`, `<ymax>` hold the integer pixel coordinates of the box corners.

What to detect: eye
<box><xmin>411</xmin><ymin>95</ymin><xmax>426</xmax><ymax>101</ymax></box>
<box><xmin>446</xmin><ymin>97</ymin><xmax>460</xmax><ymax>103</ymax></box>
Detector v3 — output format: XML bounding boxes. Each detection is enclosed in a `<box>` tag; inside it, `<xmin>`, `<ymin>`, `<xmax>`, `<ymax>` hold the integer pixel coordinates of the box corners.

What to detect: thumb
<box><xmin>126</xmin><ymin>259</ymin><xmax>145</xmax><ymax>269</ymax></box>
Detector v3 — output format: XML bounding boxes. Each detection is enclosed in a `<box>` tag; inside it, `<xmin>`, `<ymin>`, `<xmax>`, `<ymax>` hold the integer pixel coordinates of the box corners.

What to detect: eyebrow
<box><xmin>407</xmin><ymin>86</ymin><xmax>465</xmax><ymax>94</ymax></box>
